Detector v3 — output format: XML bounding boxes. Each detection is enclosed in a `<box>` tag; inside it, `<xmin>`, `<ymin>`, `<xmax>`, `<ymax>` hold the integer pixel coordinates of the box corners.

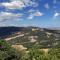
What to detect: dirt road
<box><xmin>5</xmin><ymin>34</ymin><xmax>24</xmax><ymax>41</ymax></box>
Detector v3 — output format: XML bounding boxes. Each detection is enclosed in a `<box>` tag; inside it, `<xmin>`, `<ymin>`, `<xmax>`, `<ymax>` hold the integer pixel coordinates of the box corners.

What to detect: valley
<box><xmin>0</xmin><ymin>27</ymin><xmax>60</xmax><ymax>60</ymax></box>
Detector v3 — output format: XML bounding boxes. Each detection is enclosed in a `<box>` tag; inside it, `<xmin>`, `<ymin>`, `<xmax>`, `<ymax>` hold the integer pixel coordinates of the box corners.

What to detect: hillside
<box><xmin>0</xmin><ymin>27</ymin><xmax>60</xmax><ymax>60</ymax></box>
<box><xmin>0</xmin><ymin>26</ymin><xmax>60</xmax><ymax>48</ymax></box>
<box><xmin>0</xmin><ymin>27</ymin><xmax>25</xmax><ymax>38</ymax></box>
<box><xmin>0</xmin><ymin>26</ymin><xmax>60</xmax><ymax>38</ymax></box>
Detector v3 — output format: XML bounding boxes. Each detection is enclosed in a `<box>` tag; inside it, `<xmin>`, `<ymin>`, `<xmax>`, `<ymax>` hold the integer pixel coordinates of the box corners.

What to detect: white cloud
<box><xmin>1</xmin><ymin>1</ymin><xmax>25</xmax><ymax>9</ymax></box>
<box><xmin>44</xmin><ymin>3</ymin><xmax>49</xmax><ymax>9</ymax></box>
<box><xmin>30</xmin><ymin>2</ymin><xmax>38</xmax><ymax>7</ymax></box>
<box><xmin>0</xmin><ymin>12</ymin><xmax>23</xmax><ymax>22</ymax></box>
<box><xmin>34</xmin><ymin>11</ymin><xmax>43</xmax><ymax>16</ymax></box>
<box><xmin>28</xmin><ymin>13</ymin><xmax>34</xmax><ymax>19</ymax></box>
<box><xmin>54</xmin><ymin>13</ymin><xmax>59</xmax><ymax>17</ymax></box>
<box><xmin>1</xmin><ymin>0</ymin><xmax>39</xmax><ymax>9</ymax></box>
<box><xmin>28</xmin><ymin>9</ymin><xmax>35</xmax><ymax>13</ymax></box>
<box><xmin>28</xmin><ymin>11</ymin><xmax>43</xmax><ymax>20</ymax></box>
<box><xmin>12</xmin><ymin>0</ymin><xmax>38</xmax><ymax>7</ymax></box>
<box><xmin>53</xmin><ymin>12</ymin><xmax>60</xmax><ymax>20</ymax></box>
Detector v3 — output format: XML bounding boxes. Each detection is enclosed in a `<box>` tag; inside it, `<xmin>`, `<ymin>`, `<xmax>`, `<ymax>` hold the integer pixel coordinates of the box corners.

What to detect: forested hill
<box><xmin>0</xmin><ymin>27</ymin><xmax>24</xmax><ymax>38</ymax></box>
<box><xmin>0</xmin><ymin>26</ymin><xmax>60</xmax><ymax>39</ymax></box>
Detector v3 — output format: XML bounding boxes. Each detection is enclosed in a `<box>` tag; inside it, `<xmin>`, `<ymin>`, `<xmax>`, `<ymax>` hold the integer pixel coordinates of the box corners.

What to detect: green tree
<box><xmin>0</xmin><ymin>39</ymin><xmax>21</xmax><ymax>60</ymax></box>
<box><xmin>48</xmin><ymin>48</ymin><xmax>60</xmax><ymax>60</ymax></box>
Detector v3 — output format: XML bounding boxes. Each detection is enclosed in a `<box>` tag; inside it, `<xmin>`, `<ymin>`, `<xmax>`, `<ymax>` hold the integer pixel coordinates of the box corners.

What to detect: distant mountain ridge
<box><xmin>0</xmin><ymin>26</ymin><xmax>60</xmax><ymax>39</ymax></box>
<box><xmin>46</xmin><ymin>27</ymin><xmax>60</xmax><ymax>30</ymax></box>
<box><xmin>0</xmin><ymin>27</ymin><xmax>24</xmax><ymax>38</ymax></box>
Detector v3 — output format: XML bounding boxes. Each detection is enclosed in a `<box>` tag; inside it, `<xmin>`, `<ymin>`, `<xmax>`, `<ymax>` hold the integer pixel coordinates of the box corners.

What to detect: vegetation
<box><xmin>8</xmin><ymin>29</ymin><xmax>60</xmax><ymax>48</ymax></box>
<box><xmin>0</xmin><ymin>27</ymin><xmax>60</xmax><ymax>60</ymax></box>
<box><xmin>0</xmin><ymin>39</ymin><xmax>21</xmax><ymax>60</ymax></box>
<box><xmin>0</xmin><ymin>39</ymin><xmax>60</xmax><ymax>60</ymax></box>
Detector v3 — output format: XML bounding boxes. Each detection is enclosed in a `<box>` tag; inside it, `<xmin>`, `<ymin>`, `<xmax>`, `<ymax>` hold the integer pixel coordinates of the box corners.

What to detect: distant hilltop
<box><xmin>0</xmin><ymin>26</ymin><xmax>60</xmax><ymax>39</ymax></box>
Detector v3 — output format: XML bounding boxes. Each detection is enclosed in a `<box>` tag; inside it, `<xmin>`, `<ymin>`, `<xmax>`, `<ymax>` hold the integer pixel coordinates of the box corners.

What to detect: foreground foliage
<box><xmin>0</xmin><ymin>39</ymin><xmax>60</xmax><ymax>60</ymax></box>
<box><xmin>0</xmin><ymin>39</ymin><xmax>21</xmax><ymax>60</ymax></box>
<box><xmin>21</xmin><ymin>48</ymin><xmax>60</xmax><ymax>60</ymax></box>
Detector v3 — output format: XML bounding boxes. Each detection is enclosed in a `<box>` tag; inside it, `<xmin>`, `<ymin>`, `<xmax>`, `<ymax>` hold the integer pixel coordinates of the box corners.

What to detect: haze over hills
<box><xmin>0</xmin><ymin>26</ymin><xmax>60</xmax><ymax>39</ymax></box>
<box><xmin>46</xmin><ymin>27</ymin><xmax>60</xmax><ymax>30</ymax></box>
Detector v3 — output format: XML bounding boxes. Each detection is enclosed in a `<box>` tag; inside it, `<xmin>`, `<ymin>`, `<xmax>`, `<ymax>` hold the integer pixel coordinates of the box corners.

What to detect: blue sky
<box><xmin>0</xmin><ymin>0</ymin><xmax>60</xmax><ymax>28</ymax></box>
